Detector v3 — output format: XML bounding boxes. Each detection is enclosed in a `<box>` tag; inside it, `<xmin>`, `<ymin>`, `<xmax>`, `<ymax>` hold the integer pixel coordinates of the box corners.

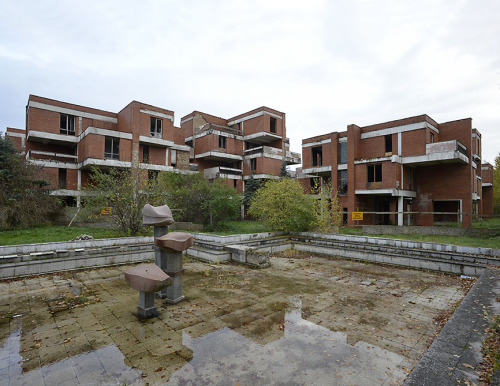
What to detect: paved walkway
<box><xmin>405</xmin><ymin>267</ymin><xmax>500</xmax><ymax>385</ymax></box>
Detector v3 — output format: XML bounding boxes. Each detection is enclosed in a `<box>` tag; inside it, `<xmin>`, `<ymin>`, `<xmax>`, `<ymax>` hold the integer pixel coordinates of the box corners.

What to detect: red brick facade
<box><xmin>301</xmin><ymin>114</ymin><xmax>494</xmax><ymax>227</ymax></box>
<box><xmin>6</xmin><ymin>95</ymin><xmax>301</xmax><ymax>205</ymax></box>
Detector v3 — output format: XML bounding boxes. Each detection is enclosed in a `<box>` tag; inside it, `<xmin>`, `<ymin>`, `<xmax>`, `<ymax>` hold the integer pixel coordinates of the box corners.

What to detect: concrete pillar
<box><xmin>398</xmin><ymin>196</ymin><xmax>404</xmax><ymax>226</ymax></box>
<box><xmin>138</xmin><ymin>291</ymin><xmax>158</xmax><ymax>318</ymax></box>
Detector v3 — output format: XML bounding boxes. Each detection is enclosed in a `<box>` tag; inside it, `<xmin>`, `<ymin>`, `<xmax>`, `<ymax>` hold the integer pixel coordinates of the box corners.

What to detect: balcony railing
<box><xmin>402</xmin><ymin>140</ymin><xmax>469</xmax><ymax>165</ymax></box>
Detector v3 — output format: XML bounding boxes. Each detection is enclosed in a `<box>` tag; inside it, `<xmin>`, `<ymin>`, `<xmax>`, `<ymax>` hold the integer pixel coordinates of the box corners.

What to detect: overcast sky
<box><xmin>1</xmin><ymin>0</ymin><xmax>499</xmax><ymax>164</ymax></box>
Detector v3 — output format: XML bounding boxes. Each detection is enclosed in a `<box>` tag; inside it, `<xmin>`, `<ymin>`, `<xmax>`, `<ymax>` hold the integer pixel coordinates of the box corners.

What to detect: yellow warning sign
<box><xmin>101</xmin><ymin>207</ymin><xmax>112</xmax><ymax>215</ymax></box>
<box><xmin>352</xmin><ymin>212</ymin><xmax>363</xmax><ymax>221</ymax></box>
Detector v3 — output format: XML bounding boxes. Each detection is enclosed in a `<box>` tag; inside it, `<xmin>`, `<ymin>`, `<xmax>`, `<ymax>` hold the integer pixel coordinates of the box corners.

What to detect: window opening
<box><xmin>219</xmin><ymin>135</ymin><xmax>227</xmax><ymax>149</ymax></box>
<box><xmin>367</xmin><ymin>164</ymin><xmax>382</xmax><ymax>183</ymax></box>
<box><xmin>60</xmin><ymin>114</ymin><xmax>75</xmax><ymax>135</ymax></box>
<box><xmin>338</xmin><ymin>170</ymin><xmax>348</xmax><ymax>195</ymax></box>
<box><xmin>270</xmin><ymin>117</ymin><xmax>277</xmax><ymax>133</ymax></box>
<box><xmin>385</xmin><ymin>135</ymin><xmax>392</xmax><ymax>153</ymax></box>
<box><xmin>58</xmin><ymin>168</ymin><xmax>67</xmax><ymax>189</ymax></box>
<box><xmin>338</xmin><ymin>141</ymin><xmax>347</xmax><ymax>164</ymax></box>
<box><xmin>250</xmin><ymin>158</ymin><xmax>257</xmax><ymax>172</ymax></box>
<box><xmin>430</xmin><ymin>133</ymin><xmax>434</xmax><ymax>143</ymax></box>
<box><xmin>150</xmin><ymin>117</ymin><xmax>162</xmax><ymax>137</ymax></box>
<box><xmin>104</xmin><ymin>137</ymin><xmax>119</xmax><ymax>159</ymax></box>
<box><xmin>312</xmin><ymin>146</ymin><xmax>323</xmax><ymax>167</ymax></box>
<box><xmin>143</xmin><ymin>145</ymin><xmax>150</xmax><ymax>163</ymax></box>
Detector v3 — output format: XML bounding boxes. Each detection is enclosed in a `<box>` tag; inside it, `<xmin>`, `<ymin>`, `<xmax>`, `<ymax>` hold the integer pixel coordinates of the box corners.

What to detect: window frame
<box><xmin>219</xmin><ymin>135</ymin><xmax>227</xmax><ymax>149</ymax></box>
<box><xmin>250</xmin><ymin>158</ymin><xmax>257</xmax><ymax>172</ymax></box>
<box><xmin>150</xmin><ymin>117</ymin><xmax>162</xmax><ymax>137</ymax></box>
<box><xmin>60</xmin><ymin>114</ymin><xmax>75</xmax><ymax>135</ymax></box>
<box><xmin>104</xmin><ymin>137</ymin><xmax>120</xmax><ymax>160</ymax></box>
<box><xmin>338</xmin><ymin>141</ymin><xmax>347</xmax><ymax>164</ymax></box>
<box><xmin>338</xmin><ymin>169</ymin><xmax>348</xmax><ymax>195</ymax></box>
<box><xmin>367</xmin><ymin>164</ymin><xmax>382</xmax><ymax>183</ymax></box>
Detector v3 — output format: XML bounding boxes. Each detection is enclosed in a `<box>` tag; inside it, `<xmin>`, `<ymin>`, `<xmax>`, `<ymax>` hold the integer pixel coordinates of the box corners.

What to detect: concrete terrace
<box><xmin>1</xmin><ymin>252</ymin><xmax>472</xmax><ymax>385</ymax></box>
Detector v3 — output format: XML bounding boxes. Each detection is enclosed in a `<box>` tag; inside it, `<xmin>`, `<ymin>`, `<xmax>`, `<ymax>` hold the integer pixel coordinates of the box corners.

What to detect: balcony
<box><xmin>204</xmin><ymin>166</ymin><xmax>243</xmax><ymax>179</ymax></box>
<box><xmin>401</xmin><ymin>140</ymin><xmax>469</xmax><ymax>166</ymax></box>
<box><xmin>243</xmin><ymin>146</ymin><xmax>301</xmax><ymax>165</ymax></box>
<box><xmin>27</xmin><ymin>150</ymin><xmax>78</xmax><ymax>168</ymax></box>
<box><xmin>243</xmin><ymin>131</ymin><xmax>281</xmax><ymax>144</ymax></box>
<box><xmin>139</xmin><ymin>135</ymin><xmax>174</xmax><ymax>147</ymax></box>
<box><xmin>301</xmin><ymin>165</ymin><xmax>332</xmax><ymax>176</ymax></box>
<box><xmin>27</xmin><ymin>130</ymin><xmax>78</xmax><ymax>145</ymax></box>
<box><xmin>195</xmin><ymin>151</ymin><xmax>243</xmax><ymax>162</ymax></box>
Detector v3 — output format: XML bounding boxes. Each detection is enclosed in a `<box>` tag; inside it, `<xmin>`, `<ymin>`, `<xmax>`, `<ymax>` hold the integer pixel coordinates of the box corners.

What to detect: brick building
<box><xmin>300</xmin><ymin>114</ymin><xmax>494</xmax><ymax>228</ymax></box>
<box><xmin>180</xmin><ymin>107</ymin><xmax>300</xmax><ymax>192</ymax></box>
<box><xmin>5</xmin><ymin>95</ymin><xmax>300</xmax><ymax>205</ymax></box>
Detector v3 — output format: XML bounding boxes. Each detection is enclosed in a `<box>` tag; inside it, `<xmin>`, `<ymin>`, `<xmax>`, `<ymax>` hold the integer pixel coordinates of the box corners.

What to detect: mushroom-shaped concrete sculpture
<box><xmin>154</xmin><ymin>232</ymin><xmax>193</xmax><ymax>304</ymax></box>
<box><xmin>142</xmin><ymin>204</ymin><xmax>174</xmax><ymax>226</ymax></box>
<box><xmin>155</xmin><ymin>232</ymin><xmax>194</xmax><ymax>252</ymax></box>
<box><xmin>124</xmin><ymin>264</ymin><xmax>172</xmax><ymax>318</ymax></box>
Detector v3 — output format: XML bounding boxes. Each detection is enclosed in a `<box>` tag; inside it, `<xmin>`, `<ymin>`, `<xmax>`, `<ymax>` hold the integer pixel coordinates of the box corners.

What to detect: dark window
<box><xmin>60</xmin><ymin>114</ymin><xmax>75</xmax><ymax>135</ymax></box>
<box><xmin>233</xmin><ymin>179</ymin><xmax>237</xmax><ymax>188</ymax></box>
<box><xmin>385</xmin><ymin>135</ymin><xmax>392</xmax><ymax>153</ymax></box>
<box><xmin>312</xmin><ymin>146</ymin><xmax>323</xmax><ymax>167</ymax></box>
<box><xmin>338</xmin><ymin>141</ymin><xmax>347</xmax><ymax>164</ymax></box>
<box><xmin>150</xmin><ymin>117</ymin><xmax>162</xmax><ymax>137</ymax></box>
<box><xmin>148</xmin><ymin>170</ymin><xmax>159</xmax><ymax>182</ymax></box>
<box><xmin>430</xmin><ymin>133</ymin><xmax>434</xmax><ymax>143</ymax></box>
<box><xmin>343</xmin><ymin>208</ymin><xmax>348</xmax><ymax>226</ymax></box>
<box><xmin>104</xmin><ymin>137</ymin><xmax>119</xmax><ymax>159</ymax></box>
<box><xmin>58</xmin><ymin>168</ymin><xmax>67</xmax><ymax>189</ymax></box>
<box><xmin>219</xmin><ymin>135</ymin><xmax>227</xmax><ymax>148</ymax></box>
<box><xmin>338</xmin><ymin>170</ymin><xmax>348</xmax><ymax>195</ymax></box>
<box><xmin>143</xmin><ymin>145</ymin><xmax>149</xmax><ymax>163</ymax></box>
<box><xmin>250</xmin><ymin>158</ymin><xmax>257</xmax><ymax>172</ymax></box>
<box><xmin>270</xmin><ymin>117</ymin><xmax>277</xmax><ymax>133</ymax></box>
<box><xmin>367</xmin><ymin>164</ymin><xmax>382</xmax><ymax>183</ymax></box>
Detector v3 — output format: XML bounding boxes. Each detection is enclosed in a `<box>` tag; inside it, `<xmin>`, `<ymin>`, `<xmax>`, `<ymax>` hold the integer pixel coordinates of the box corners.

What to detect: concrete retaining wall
<box><xmin>363</xmin><ymin>225</ymin><xmax>500</xmax><ymax>237</ymax></box>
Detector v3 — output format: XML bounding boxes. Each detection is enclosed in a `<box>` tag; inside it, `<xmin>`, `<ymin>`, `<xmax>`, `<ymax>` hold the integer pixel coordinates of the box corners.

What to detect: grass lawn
<box><xmin>340</xmin><ymin>227</ymin><xmax>500</xmax><ymax>250</ymax></box>
<box><xmin>0</xmin><ymin>225</ymin><xmax>148</xmax><ymax>246</ymax></box>
<box><xmin>1</xmin><ymin>220</ymin><xmax>499</xmax><ymax>250</ymax></box>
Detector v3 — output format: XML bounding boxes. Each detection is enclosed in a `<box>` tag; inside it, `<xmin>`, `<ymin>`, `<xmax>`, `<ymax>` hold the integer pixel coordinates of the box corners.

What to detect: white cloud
<box><xmin>0</xmin><ymin>0</ymin><xmax>498</xmax><ymax>163</ymax></box>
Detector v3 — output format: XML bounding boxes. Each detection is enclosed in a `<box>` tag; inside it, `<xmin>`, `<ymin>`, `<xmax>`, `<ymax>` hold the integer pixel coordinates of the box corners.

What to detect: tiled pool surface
<box><xmin>0</xmin><ymin>255</ymin><xmax>466</xmax><ymax>385</ymax></box>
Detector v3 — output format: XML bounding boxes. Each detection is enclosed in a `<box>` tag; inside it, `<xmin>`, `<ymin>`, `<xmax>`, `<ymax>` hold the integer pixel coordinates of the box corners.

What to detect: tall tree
<box><xmin>80</xmin><ymin>166</ymin><xmax>166</xmax><ymax>235</ymax></box>
<box><xmin>493</xmin><ymin>154</ymin><xmax>500</xmax><ymax>212</ymax></box>
<box><xmin>248</xmin><ymin>178</ymin><xmax>315</xmax><ymax>231</ymax></box>
<box><xmin>242</xmin><ymin>173</ymin><xmax>262</xmax><ymax>207</ymax></box>
<box><xmin>0</xmin><ymin>135</ymin><xmax>60</xmax><ymax>229</ymax></box>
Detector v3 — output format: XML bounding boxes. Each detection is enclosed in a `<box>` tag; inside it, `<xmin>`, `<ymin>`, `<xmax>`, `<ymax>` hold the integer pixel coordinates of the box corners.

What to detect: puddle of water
<box><xmin>168</xmin><ymin>296</ymin><xmax>410</xmax><ymax>385</ymax></box>
<box><xmin>1</xmin><ymin>296</ymin><xmax>411</xmax><ymax>385</ymax></box>
<box><xmin>0</xmin><ymin>319</ymin><xmax>142</xmax><ymax>385</ymax></box>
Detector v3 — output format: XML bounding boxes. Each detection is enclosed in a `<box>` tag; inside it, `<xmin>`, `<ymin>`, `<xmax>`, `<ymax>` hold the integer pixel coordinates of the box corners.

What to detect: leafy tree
<box><xmin>80</xmin><ymin>166</ymin><xmax>166</xmax><ymax>235</ymax></box>
<box><xmin>248</xmin><ymin>178</ymin><xmax>315</xmax><ymax>231</ymax></box>
<box><xmin>0</xmin><ymin>135</ymin><xmax>60</xmax><ymax>229</ymax></box>
<box><xmin>494</xmin><ymin>154</ymin><xmax>500</xmax><ymax>213</ymax></box>
<box><xmin>203</xmin><ymin>179</ymin><xmax>241</xmax><ymax>229</ymax></box>
<box><xmin>310</xmin><ymin>180</ymin><xmax>342</xmax><ymax>233</ymax></box>
<box><xmin>243</xmin><ymin>173</ymin><xmax>262</xmax><ymax>207</ymax></box>
<box><xmin>160</xmin><ymin>171</ymin><xmax>241</xmax><ymax>228</ymax></box>
<box><xmin>160</xmin><ymin>172</ymin><xmax>209</xmax><ymax>223</ymax></box>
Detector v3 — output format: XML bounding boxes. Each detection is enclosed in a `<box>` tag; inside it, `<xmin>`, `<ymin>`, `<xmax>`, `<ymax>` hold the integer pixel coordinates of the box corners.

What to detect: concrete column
<box><xmin>153</xmin><ymin>226</ymin><xmax>169</xmax><ymax>298</ymax></box>
<box><xmin>138</xmin><ymin>291</ymin><xmax>158</xmax><ymax>318</ymax></box>
<box><xmin>398</xmin><ymin>196</ymin><xmax>404</xmax><ymax>226</ymax></box>
<box><xmin>164</xmin><ymin>250</ymin><xmax>185</xmax><ymax>304</ymax></box>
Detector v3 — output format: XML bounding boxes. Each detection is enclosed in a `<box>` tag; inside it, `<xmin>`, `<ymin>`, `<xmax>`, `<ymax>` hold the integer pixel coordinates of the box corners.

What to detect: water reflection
<box><xmin>0</xmin><ymin>318</ymin><xmax>142</xmax><ymax>386</ymax></box>
<box><xmin>168</xmin><ymin>296</ymin><xmax>410</xmax><ymax>385</ymax></box>
<box><xmin>1</xmin><ymin>296</ymin><xmax>410</xmax><ymax>385</ymax></box>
